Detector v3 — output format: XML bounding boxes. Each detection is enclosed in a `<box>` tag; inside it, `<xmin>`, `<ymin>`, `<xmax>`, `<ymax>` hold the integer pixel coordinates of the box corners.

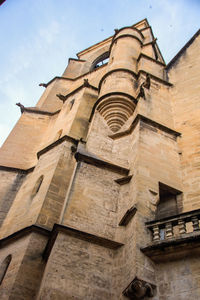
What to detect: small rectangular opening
<box><xmin>156</xmin><ymin>182</ymin><xmax>182</xmax><ymax>219</ymax></box>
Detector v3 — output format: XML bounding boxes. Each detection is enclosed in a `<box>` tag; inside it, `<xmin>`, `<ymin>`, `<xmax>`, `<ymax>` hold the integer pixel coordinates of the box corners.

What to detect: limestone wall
<box><xmin>168</xmin><ymin>34</ymin><xmax>200</xmax><ymax>212</ymax></box>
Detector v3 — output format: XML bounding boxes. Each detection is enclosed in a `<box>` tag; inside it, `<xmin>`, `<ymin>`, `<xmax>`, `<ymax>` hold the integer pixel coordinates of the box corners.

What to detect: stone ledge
<box><xmin>119</xmin><ymin>205</ymin><xmax>137</xmax><ymax>226</ymax></box>
<box><xmin>0</xmin><ymin>165</ymin><xmax>34</xmax><ymax>174</ymax></box>
<box><xmin>115</xmin><ymin>175</ymin><xmax>133</xmax><ymax>185</ymax></box>
<box><xmin>141</xmin><ymin>232</ymin><xmax>200</xmax><ymax>262</ymax></box>
<box><xmin>109</xmin><ymin>114</ymin><xmax>181</xmax><ymax>139</ymax></box>
<box><xmin>112</xmin><ymin>26</ymin><xmax>144</xmax><ymax>40</ymax></box>
<box><xmin>56</xmin><ymin>81</ymin><xmax>98</xmax><ymax>103</ymax></box>
<box><xmin>74</xmin><ymin>148</ymin><xmax>129</xmax><ymax>175</ymax></box>
<box><xmin>37</xmin><ymin>135</ymin><xmax>79</xmax><ymax>158</ymax></box>
<box><xmin>0</xmin><ymin>225</ymin><xmax>50</xmax><ymax>247</ymax></box>
<box><xmin>23</xmin><ymin>108</ymin><xmax>60</xmax><ymax>116</ymax></box>
<box><xmin>137</xmin><ymin>53</ymin><xmax>166</xmax><ymax>66</ymax></box>
<box><xmin>43</xmin><ymin>224</ymin><xmax>124</xmax><ymax>261</ymax></box>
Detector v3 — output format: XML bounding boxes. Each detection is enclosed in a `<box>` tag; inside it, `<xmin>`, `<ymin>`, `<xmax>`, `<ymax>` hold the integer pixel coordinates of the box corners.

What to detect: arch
<box><xmin>31</xmin><ymin>175</ymin><xmax>44</xmax><ymax>199</ymax></box>
<box><xmin>90</xmin><ymin>52</ymin><xmax>109</xmax><ymax>71</ymax></box>
<box><xmin>0</xmin><ymin>255</ymin><xmax>12</xmax><ymax>285</ymax></box>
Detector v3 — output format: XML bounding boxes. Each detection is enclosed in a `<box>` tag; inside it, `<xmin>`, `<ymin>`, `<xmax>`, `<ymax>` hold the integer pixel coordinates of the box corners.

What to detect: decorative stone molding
<box><xmin>145</xmin><ymin>208</ymin><xmax>200</xmax><ymax>243</ymax></box>
<box><xmin>123</xmin><ymin>277</ymin><xmax>154</xmax><ymax>299</ymax></box>
<box><xmin>137</xmin><ymin>73</ymin><xmax>151</xmax><ymax>100</ymax></box>
<box><xmin>119</xmin><ymin>205</ymin><xmax>137</xmax><ymax>226</ymax></box>
<box><xmin>97</xmin><ymin>94</ymin><xmax>136</xmax><ymax>132</ymax></box>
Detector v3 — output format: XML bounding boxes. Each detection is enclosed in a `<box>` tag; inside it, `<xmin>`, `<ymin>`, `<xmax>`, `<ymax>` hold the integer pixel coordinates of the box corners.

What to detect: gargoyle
<box><xmin>39</xmin><ymin>83</ymin><xmax>47</xmax><ymax>88</ymax></box>
<box><xmin>83</xmin><ymin>79</ymin><xmax>90</xmax><ymax>87</ymax></box>
<box><xmin>16</xmin><ymin>102</ymin><xmax>25</xmax><ymax>113</ymax></box>
<box><xmin>56</xmin><ymin>94</ymin><xmax>67</xmax><ymax>102</ymax></box>
<box><xmin>137</xmin><ymin>74</ymin><xmax>151</xmax><ymax>100</ymax></box>
<box><xmin>143</xmin><ymin>74</ymin><xmax>151</xmax><ymax>89</ymax></box>
<box><xmin>123</xmin><ymin>278</ymin><xmax>154</xmax><ymax>299</ymax></box>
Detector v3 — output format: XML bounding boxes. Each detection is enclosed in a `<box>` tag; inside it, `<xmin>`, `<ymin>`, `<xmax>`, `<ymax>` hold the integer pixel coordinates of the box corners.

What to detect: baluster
<box><xmin>191</xmin><ymin>216</ymin><xmax>199</xmax><ymax>231</ymax></box>
<box><xmin>165</xmin><ymin>222</ymin><xmax>173</xmax><ymax>238</ymax></box>
<box><xmin>152</xmin><ymin>225</ymin><xmax>160</xmax><ymax>241</ymax></box>
<box><xmin>178</xmin><ymin>219</ymin><xmax>186</xmax><ymax>234</ymax></box>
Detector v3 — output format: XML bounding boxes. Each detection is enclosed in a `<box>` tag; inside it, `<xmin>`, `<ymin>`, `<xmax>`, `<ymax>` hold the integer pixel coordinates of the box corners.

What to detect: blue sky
<box><xmin>0</xmin><ymin>0</ymin><xmax>200</xmax><ymax>146</ymax></box>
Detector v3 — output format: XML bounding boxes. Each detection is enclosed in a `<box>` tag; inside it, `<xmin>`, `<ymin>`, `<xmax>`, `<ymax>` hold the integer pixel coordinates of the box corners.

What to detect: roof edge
<box><xmin>166</xmin><ymin>28</ymin><xmax>200</xmax><ymax>70</ymax></box>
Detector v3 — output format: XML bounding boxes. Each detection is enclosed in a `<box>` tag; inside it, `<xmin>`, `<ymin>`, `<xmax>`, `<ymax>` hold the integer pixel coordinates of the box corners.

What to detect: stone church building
<box><xmin>0</xmin><ymin>18</ymin><xmax>200</xmax><ymax>299</ymax></box>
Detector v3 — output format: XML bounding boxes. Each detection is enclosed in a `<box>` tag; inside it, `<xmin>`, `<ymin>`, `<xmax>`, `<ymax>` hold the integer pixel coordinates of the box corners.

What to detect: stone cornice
<box><xmin>141</xmin><ymin>232</ymin><xmax>200</xmax><ymax>262</ymax></box>
<box><xmin>109</xmin><ymin>34</ymin><xmax>143</xmax><ymax>53</ymax></box>
<box><xmin>0</xmin><ymin>136</ymin><xmax>78</xmax><ymax>172</ymax></box>
<box><xmin>0</xmin><ymin>165</ymin><xmax>34</xmax><ymax>174</ymax></box>
<box><xmin>98</xmin><ymin>68</ymin><xmax>138</xmax><ymax>92</ymax></box>
<box><xmin>68</xmin><ymin>58</ymin><xmax>86</xmax><ymax>63</ymax></box>
<box><xmin>137</xmin><ymin>53</ymin><xmax>166</xmax><ymax>67</ymax></box>
<box><xmin>41</xmin><ymin>62</ymin><xmax>171</xmax><ymax>92</ymax></box>
<box><xmin>112</xmin><ymin>26</ymin><xmax>144</xmax><ymax>40</ymax></box>
<box><xmin>0</xmin><ymin>225</ymin><xmax>50</xmax><ymax>247</ymax></box>
<box><xmin>43</xmin><ymin>224</ymin><xmax>124</xmax><ymax>261</ymax></box>
<box><xmin>37</xmin><ymin>135</ymin><xmax>79</xmax><ymax>158</ymax></box>
<box><xmin>23</xmin><ymin>107</ymin><xmax>60</xmax><ymax>116</ymax></box>
<box><xmin>74</xmin><ymin>148</ymin><xmax>129</xmax><ymax>175</ymax></box>
<box><xmin>40</xmin><ymin>63</ymin><xmax>108</xmax><ymax>88</ymax></box>
<box><xmin>0</xmin><ymin>224</ymin><xmax>123</xmax><ymax>260</ymax></box>
<box><xmin>109</xmin><ymin>114</ymin><xmax>181</xmax><ymax>139</ymax></box>
<box><xmin>57</xmin><ymin>82</ymin><xmax>98</xmax><ymax>103</ymax></box>
<box><xmin>139</xmin><ymin>70</ymin><xmax>172</xmax><ymax>86</ymax></box>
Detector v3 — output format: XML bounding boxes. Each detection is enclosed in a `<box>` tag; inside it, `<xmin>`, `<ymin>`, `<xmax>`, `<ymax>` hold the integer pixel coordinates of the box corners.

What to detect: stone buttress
<box><xmin>0</xmin><ymin>19</ymin><xmax>200</xmax><ymax>300</ymax></box>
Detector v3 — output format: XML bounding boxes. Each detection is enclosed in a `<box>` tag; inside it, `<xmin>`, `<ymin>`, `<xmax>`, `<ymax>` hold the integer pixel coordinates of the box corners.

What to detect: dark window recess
<box><xmin>70</xmin><ymin>99</ymin><xmax>75</xmax><ymax>110</ymax></box>
<box><xmin>156</xmin><ymin>182</ymin><xmax>182</xmax><ymax>219</ymax></box>
<box><xmin>90</xmin><ymin>52</ymin><xmax>109</xmax><ymax>71</ymax></box>
<box><xmin>31</xmin><ymin>175</ymin><xmax>44</xmax><ymax>199</ymax></box>
<box><xmin>0</xmin><ymin>255</ymin><xmax>12</xmax><ymax>285</ymax></box>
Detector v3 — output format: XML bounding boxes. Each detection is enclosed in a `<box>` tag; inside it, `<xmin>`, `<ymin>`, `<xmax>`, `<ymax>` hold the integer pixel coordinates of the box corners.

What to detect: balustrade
<box><xmin>146</xmin><ymin>208</ymin><xmax>200</xmax><ymax>242</ymax></box>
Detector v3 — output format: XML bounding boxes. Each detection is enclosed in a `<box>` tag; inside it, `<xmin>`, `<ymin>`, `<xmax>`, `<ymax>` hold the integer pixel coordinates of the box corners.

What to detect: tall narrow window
<box><xmin>0</xmin><ymin>255</ymin><xmax>12</xmax><ymax>285</ymax></box>
<box><xmin>156</xmin><ymin>183</ymin><xmax>182</xmax><ymax>219</ymax></box>
<box><xmin>31</xmin><ymin>175</ymin><xmax>44</xmax><ymax>199</ymax></box>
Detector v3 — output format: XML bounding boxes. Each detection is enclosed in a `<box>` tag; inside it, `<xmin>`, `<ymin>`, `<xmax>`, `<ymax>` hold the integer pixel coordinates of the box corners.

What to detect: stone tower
<box><xmin>0</xmin><ymin>18</ymin><xmax>200</xmax><ymax>299</ymax></box>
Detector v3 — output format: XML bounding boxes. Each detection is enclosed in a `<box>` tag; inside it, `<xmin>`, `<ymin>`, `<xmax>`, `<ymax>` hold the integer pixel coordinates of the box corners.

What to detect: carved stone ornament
<box><xmin>137</xmin><ymin>74</ymin><xmax>151</xmax><ymax>100</ymax></box>
<box><xmin>83</xmin><ymin>78</ymin><xmax>90</xmax><ymax>87</ymax></box>
<box><xmin>39</xmin><ymin>83</ymin><xmax>47</xmax><ymax>88</ymax></box>
<box><xmin>123</xmin><ymin>277</ymin><xmax>155</xmax><ymax>299</ymax></box>
<box><xmin>16</xmin><ymin>102</ymin><xmax>25</xmax><ymax>113</ymax></box>
<box><xmin>56</xmin><ymin>93</ymin><xmax>67</xmax><ymax>102</ymax></box>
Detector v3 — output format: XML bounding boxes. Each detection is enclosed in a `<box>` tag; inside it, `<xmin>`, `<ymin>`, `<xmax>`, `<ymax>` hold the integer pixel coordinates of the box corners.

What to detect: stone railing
<box><xmin>146</xmin><ymin>209</ymin><xmax>200</xmax><ymax>242</ymax></box>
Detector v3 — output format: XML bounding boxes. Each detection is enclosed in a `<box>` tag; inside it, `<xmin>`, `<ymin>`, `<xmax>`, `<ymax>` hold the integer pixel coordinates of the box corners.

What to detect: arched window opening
<box><xmin>0</xmin><ymin>255</ymin><xmax>12</xmax><ymax>285</ymax></box>
<box><xmin>90</xmin><ymin>52</ymin><xmax>109</xmax><ymax>71</ymax></box>
<box><xmin>156</xmin><ymin>183</ymin><xmax>182</xmax><ymax>220</ymax></box>
<box><xmin>31</xmin><ymin>175</ymin><xmax>44</xmax><ymax>199</ymax></box>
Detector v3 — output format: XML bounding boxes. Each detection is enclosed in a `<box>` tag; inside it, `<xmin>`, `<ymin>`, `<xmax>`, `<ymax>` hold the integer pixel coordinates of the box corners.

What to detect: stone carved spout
<box><xmin>123</xmin><ymin>277</ymin><xmax>154</xmax><ymax>300</ymax></box>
